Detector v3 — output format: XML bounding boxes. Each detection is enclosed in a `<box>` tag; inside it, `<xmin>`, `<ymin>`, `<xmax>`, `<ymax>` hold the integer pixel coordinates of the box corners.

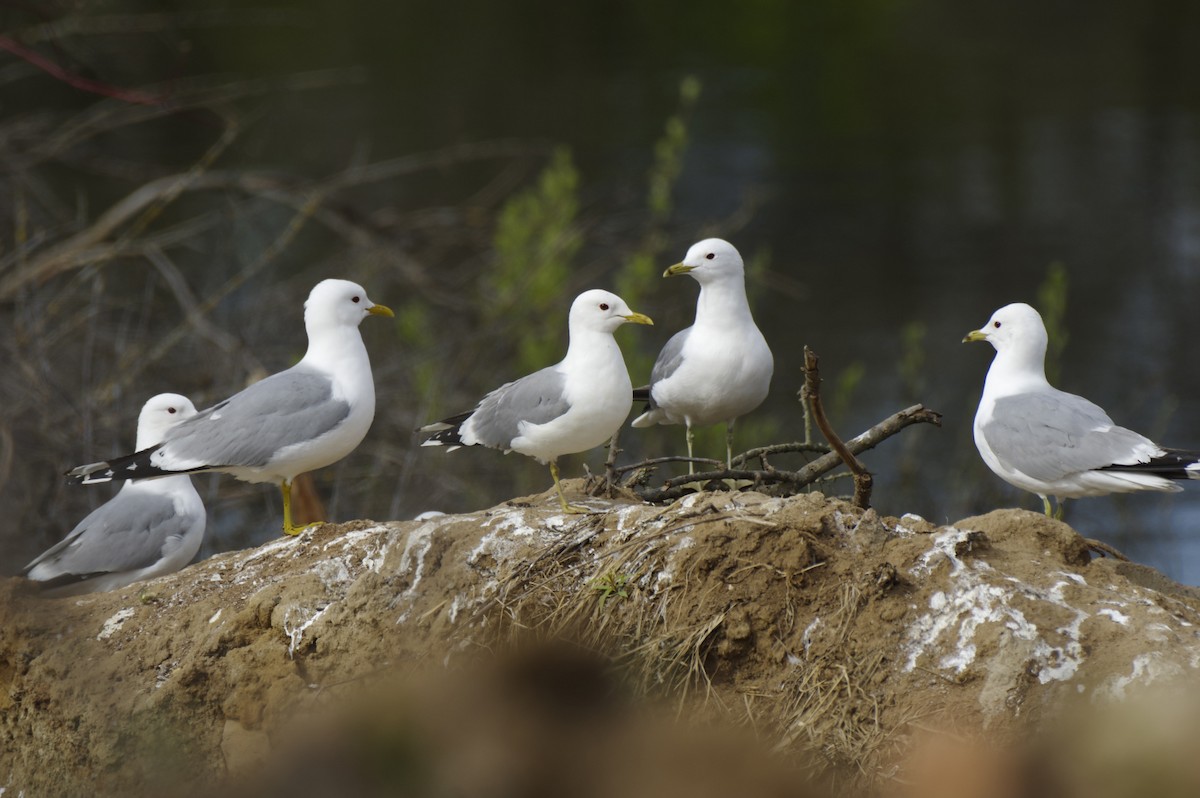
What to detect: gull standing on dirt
<box><xmin>66</xmin><ymin>279</ymin><xmax>394</xmax><ymax>536</ymax></box>
<box><xmin>631</xmin><ymin>238</ymin><xmax>773</xmax><ymax>472</ymax></box>
<box><xmin>25</xmin><ymin>394</ymin><xmax>206</xmax><ymax>596</ymax></box>
<box><xmin>420</xmin><ymin>289</ymin><xmax>653</xmax><ymax>513</ymax></box>
<box><xmin>965</xmin><ymin>302</ymin><xmax>1200</xmax><ymax>516</ymax></box>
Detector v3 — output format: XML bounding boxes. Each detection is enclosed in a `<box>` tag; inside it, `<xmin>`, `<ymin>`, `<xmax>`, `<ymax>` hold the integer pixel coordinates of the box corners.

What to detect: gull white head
<box><xmin>964</xmin><ymin>303</ymin><xmax>1049</xmax><ymax>356</ymax></box>
<box><xmin>304</xmin><ymin>279</ymin><xmax>395</xmax><ymax>335</ymax></box>
<box><xmin>569</xmin><ymin>289</ymin><xmax>653</xmax><ymax>335</ymax></box>
<box><xmin>135</xmin><ymin>393</ymin><xmax>198</xmax><ymax>451</ymax></box>
<box><xmin>664</xmin><ymin>238</ymin><xmax>745</xmax><ymax>285</ymax></box>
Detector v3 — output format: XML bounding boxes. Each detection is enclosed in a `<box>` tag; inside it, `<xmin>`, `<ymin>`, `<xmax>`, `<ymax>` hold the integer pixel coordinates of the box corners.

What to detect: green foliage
<box><xmin>615</xmin><ymin>75</ymin><xmax>703</xmax><ymax>386</ymax></box>
<box><xmin>1037</xmin><ymin>261</ymin><xmax>1069</xmax><ymax>383</ymax></box>
<box><xmin>647</xmin><ymin>80</ymin><xmax>699</xmax><ymax>222</ymax></box>
<box><xmin>489</xmin><ymin>147</ymin><xmax>583</xmax><ymax>371</ymax></box>
<box><xmin>899</xmin><ymin>320</ymin><xmax>926</xmax><ymax>403</ymax></box>
<box><xmin>828</xmin><ymin>361</ymin><xmax>865</xmax><ymax>425</ymax></box>
<box><xmin>396</xmin><ymin>299</ymin><xmax>438</xmax><ymax>399</ymax></box>
<box><xmin>591</xmin><ymin>571</ymin><xmax>631</xmax><ymax>610</ymax></box>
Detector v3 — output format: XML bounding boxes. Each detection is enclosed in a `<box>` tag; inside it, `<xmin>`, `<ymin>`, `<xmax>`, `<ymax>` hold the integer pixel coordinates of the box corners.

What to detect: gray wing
<box><xmin>464</xmin><ymin>365</ymin><xmax>570</xmax><ymax>449</ymax></box>
<box><xmin>25</xmin><ymin>491</ymin><xmax>190</xmax><ymax>577</ymax></box>
<box><xmin>982</xmin><ymin>391</ymin><xmax>1156</xmax><ymax>481</ymax></box>
<box><xmin>644</xmin><ymin>327</ymin><xmax>691</xmax><ymax>408</ymax></box>
<box><xmin>159</xmin><ymin>368</ymin><xmax>350</xmax><ymax>468</ymax></box>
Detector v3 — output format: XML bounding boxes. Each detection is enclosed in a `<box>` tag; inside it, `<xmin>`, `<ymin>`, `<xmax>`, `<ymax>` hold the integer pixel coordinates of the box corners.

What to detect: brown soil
<box><xmin>4</xmin><ymin>484</ymin><xmax>1200</xmax><ymax>796</ymax></box>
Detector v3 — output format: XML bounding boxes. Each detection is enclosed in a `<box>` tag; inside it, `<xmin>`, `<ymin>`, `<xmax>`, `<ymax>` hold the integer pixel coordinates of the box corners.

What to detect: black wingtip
<box><xmin>66</xmin><ymin>445</ymin><xmax>171</xmax><ymax>486</ymax></box>
<box><xmin>1100</xmin><ymin>449</ymin><xmax>1200</xmax><ymax>480</ymax></box>
<box><xmin>419</xmin><ymin>411</ymin><xmax>472</xmax><ymax>448</ymax></box>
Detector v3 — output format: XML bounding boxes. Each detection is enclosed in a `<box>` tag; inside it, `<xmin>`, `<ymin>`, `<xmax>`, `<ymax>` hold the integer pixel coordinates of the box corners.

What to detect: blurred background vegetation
<box><xmin>2</xmin><ymin>0</ymin><xmax>1200</xmax><ymax>580</ymax></box>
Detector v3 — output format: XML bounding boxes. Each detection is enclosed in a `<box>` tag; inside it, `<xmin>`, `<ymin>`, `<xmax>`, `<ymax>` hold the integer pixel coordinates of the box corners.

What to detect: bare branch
<box><xmin>801</xmin><ymin>346</ymin><xmax>873</xmax><ymax>508</ymax></box>
<box><xmin>613</xmin><ymin>455</ymin><xmax>724</xmax><ymax>476</ymax></box>
<box><xmin>636</xmin><ymin>404</ymin><xmax>942</xmax><ymax>503</ymax></box>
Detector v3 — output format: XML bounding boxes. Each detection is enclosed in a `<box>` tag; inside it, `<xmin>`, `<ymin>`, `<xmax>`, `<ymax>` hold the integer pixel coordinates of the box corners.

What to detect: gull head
<box><xmin>136</xmin><ymin>393</ymin><xmax>198</xmax><ymax>450</ymax></box>
<box><xmin>304</xmin><ymin>279</ymin><xmax>395</xmax><ymax>334</ymax></box>
<box><xmin>663</xmin><ymin>238</ymin><xmax>744</xmax><ymax>284</ymax></box>
<box><xmin>963</xmin><ymin>302</ymin><xmax>1049</xmax><ymax>361</ymax></box>
<box><xmin>569</xmin><ymin>289</ymin><xmax>653</xmax><ymax>334</ymax></box>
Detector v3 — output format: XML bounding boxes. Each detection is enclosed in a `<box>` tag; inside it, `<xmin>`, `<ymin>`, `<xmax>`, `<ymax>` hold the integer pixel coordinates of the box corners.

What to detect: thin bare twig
<box><xmin>0</xmin><ymin>34</ymin><xmax>167</xmax><ymax>106</ymax></box>
<box><xmin>636</xmin><ymin>403</ymin><xmax>942</xmax><ymax>502</ymax></box>
<box><xmin>731</xmin><ymin>441</ymin><xmax>829</xmax><ymax>469</ymax></box>
<box><xmin>603</xmin><ymin>429</ymin><xmax>621</xmax><ymax>495</ymax></box>
<box><xmin>612</xmin><ymin>455</ymin><xmax>723</xmax><ymax>476</ymax></box>
<box><xmin>801</xmin><ymin>346</ymin><xmax>873</xmax><ymax>508</ymax></box>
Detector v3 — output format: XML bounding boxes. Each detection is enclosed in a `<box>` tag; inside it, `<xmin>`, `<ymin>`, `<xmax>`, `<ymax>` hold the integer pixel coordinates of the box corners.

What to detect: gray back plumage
<box><xmin>24</xmin><ymin>491</ymin><xmax>190</xmax><ymax>577</ymax></box>
<box><xmin>644</xmin><ymin>327</ymin><xmax>691</xmax><ymax>408</ymax></box>
<box><xmin>982</xmin><ymin>392</ymin><xmax>1155</xmax><ymax>481</ymax></box>
<box><xmin>465</xmin><ymin>365</ymin><xmax>570</xmax><ymax>449</ymax></box>
<box><xmin>162</xmin><ymin>368</ymin><xmax>350</xmax><ymax>467</ymax></box>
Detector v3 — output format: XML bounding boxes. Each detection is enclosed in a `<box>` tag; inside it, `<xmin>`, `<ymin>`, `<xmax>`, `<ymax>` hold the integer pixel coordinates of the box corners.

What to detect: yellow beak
<box><xmin>962</xmin><ymin>329</ymin><xmax>987</xmax><ymax>343</ymax></box>
<box><xmin>368</xmin><ymin>304</ymin><xmax>395</xmax><ymax>318</ymax></box>
<box><xmin>622</xmin><ymin>312</ymin><xmax>654</xmax><ymax>326</ymax></box>
<box><xmin>662</xmin><ymin>262</ymin><xmax>695</xmax><ymax>278</ymax></box>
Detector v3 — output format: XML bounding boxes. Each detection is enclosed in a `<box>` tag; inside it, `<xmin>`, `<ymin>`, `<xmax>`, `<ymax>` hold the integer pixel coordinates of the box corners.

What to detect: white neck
<box><xmin>982</xmin><ymin>346</ymin><xmax>1050</xmax><ymax>400</ymax></box>
<box><xmin>562</xmin><ymin>327</ymin><xmax>621</xmax><ymax>369</ymax></box>
<box><xmin>695</xmin><ymin>276</ymin><xmax>753</xmax><ymax>328</ymax></box>
<box><xmin>299</xmin><ymin>324</ymin><xmax>369</xmax><ymax>374</ymax></box>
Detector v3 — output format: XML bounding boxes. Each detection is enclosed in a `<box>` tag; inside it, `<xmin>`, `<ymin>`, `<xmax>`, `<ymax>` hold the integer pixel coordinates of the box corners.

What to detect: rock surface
<box><xmin>3</xmin><ymin>484</ymin><xmax>1200</xmax><ymax>795</ymax></box>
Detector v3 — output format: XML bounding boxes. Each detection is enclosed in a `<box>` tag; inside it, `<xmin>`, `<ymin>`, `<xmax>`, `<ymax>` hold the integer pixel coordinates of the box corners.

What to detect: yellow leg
<box><xmin>725</xmin><ymin>422</ymin><xmax>735</xmax><ymax>469</ymax></box>
<box><xmin>281</xmin><ymin>479</ymin><xmax>319</xmax><ymax>536</ymax></box>
<box><xmin>550</xmin><ymin>460</ymin><xmax>589</xmax><ymax>514</ymax></box>
<box><xmin>686</xmin><ymin>425</ymin><xmax>695</xmax><ymax>475</ymax></box>
<box><xmin>1054</xmin><ymin>499</ymin><xmax>1066</xmax><ymax>521</ymax></box>
<box><xmin>722</xmin><ymin>421</ymin><xmax>753</xmax><ymax>490</ymax></box>
<box><xmin>1040</xmin><ymin>495</ymin><xmax>1053</xmax><ymax>517</ymax></box>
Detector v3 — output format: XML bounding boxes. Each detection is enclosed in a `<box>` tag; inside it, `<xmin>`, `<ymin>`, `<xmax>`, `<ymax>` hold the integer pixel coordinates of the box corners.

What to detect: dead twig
<box><xmin>636</xmin><ymin>403</ymin><xmax>942</xmax><ymax>503</ymax></box>
<box><xmin>612</xmin><ymin>455</ymin><xmax>723</xmax><ymax>475</ymax></box>
<box><xmin>801</xmin><ymin>346</ymin><xmax>873</xmax><ymax>509</ymax></box>
<box><xmin>1084</xmin><ymin>537</ymin><xmax>1131</xmax><ymax>561</ymax></box>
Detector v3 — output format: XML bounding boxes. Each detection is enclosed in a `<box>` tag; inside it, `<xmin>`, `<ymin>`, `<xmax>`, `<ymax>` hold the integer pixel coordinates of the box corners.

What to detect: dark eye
<box><xmin>993</xmin><ymin>321</ymin><xmax>1002</xmax><ymax>329</ymax></box>
<box><xmin>351</xmin><ymin>296</ymin><xmax>361</xmax><ymax>303</ymax></box>
<box><xmin>168</xmin><ymin>407</ymin><xmax>177</xmax><ymax>414</ymax></box>
<box><xmin>705</xmin><ymin>253</ymin><xmax>715</xmax><ymax>260</ymax></box>
<box><xmin>599</xmin><ymin>303</ymin><xmax>609</xmax><ymax>311</ymax></box>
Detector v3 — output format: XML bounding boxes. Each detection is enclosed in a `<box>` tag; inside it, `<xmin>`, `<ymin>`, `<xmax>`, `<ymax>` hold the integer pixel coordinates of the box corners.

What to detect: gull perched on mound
<box><xmin>632</xmin><ymin>238</ymin><xmax>773</xmax><ymax>472</ymax></box>
<box><xmin>965</xmin><ymin>302</ymin><xmax>1200</xmax><ymax>516</ymax></box>
<box><xmin>421</xmin><ymin>289</ymin><xmax>652</xmax><ymax>513</ymax></box>
<box><xmin>26</xmin><ymin>394</ymin><xmax>206</xmax><ymax>596</ymax></box>
<box><xmin>66</xmin><ymin>279</ymin><xmax>394</xmax><ymax>536</ymax></box>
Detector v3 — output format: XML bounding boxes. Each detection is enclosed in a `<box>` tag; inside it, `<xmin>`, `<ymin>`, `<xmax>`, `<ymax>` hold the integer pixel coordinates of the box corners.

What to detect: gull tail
<box><xmin>418</xmin><ymin>412</ymin><xmax>472</xmax><ymax>450</ymax></box>
<box><xmin>630</xmin><ymin>385</ymin><xmax>663</xmax><ymax>428</ymax></box>
<box><xmin>1101</xmin><ymin>449</ymin><xmax>1200</xmax><ymax>481</ymax></box>
<box><xmin>65</xmin><ymin>445</ymin><xmax>175</xmax><ymax>485</ymax></box>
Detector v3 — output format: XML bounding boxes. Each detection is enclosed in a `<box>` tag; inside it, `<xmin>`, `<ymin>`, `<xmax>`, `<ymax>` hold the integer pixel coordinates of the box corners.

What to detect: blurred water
<box><xmin>4</xmin><ymin>1</ymin><xmax>1200</xmax><ymax>581</ymax></box>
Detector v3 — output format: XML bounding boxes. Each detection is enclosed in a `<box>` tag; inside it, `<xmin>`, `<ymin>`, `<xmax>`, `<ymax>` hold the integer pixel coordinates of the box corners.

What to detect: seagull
<box><xmin>964</xmin><ymin>302</ymin><xmax>1200</xmax><ymax>516</ymax></box>
<box><xmin>631</xmin><ymin>238</ymin><xmax>773</xmax><ymax>472</ymax></box>
<box><xmin>66</xmin><ymin>279</ymin><xmax>394</xmax><ymax>535</ymax></box>
<box><xmin>25</xmin><ymin>394</ymin><xmax>206</xmax><ymax>596</ymax></box>
<box><xmin>420</xmin><ymin>289</ymin><xmax>652</xmax><ymax>513</ymax></box>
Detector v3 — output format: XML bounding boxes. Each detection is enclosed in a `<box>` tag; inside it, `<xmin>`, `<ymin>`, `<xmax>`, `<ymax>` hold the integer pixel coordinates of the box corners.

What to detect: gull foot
<box><xmin>283</xmin><ymin>522</ymin><xmax>322</xmax><ymax>537</ymax></box>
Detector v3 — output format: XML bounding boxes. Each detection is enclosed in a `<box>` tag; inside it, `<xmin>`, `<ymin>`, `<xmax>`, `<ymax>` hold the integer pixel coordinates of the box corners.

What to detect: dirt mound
<box><xmin>3</xmin><ymin>485</ymin><xmax>1200</xmax><ymax>795</ymax></box>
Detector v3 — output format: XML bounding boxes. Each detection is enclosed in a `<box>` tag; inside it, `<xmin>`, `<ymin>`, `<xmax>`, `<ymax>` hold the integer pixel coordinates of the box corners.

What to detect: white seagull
<box><xmin>26</xmin><ymin>394</ymin><xmax>206</xmax><ymax>596</ymax></box>
<box><xmin>965</xmin><ymin>302</ymin><xmax>1200</xmax><ymax>516</ymax></box>
<box><xmin>66</xmin><ymin>279</ymin><xmax>393</xmax><ymax>535</ymax></box>
<box><xmin>420</xmin><ymin>289</ymin><xmax>652</xmax><ymax>513</ymax></box>
<box><xmin>631</xmin><ymin>238</ymin><xmax>773</xmax><ymax>472</ymax></box>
